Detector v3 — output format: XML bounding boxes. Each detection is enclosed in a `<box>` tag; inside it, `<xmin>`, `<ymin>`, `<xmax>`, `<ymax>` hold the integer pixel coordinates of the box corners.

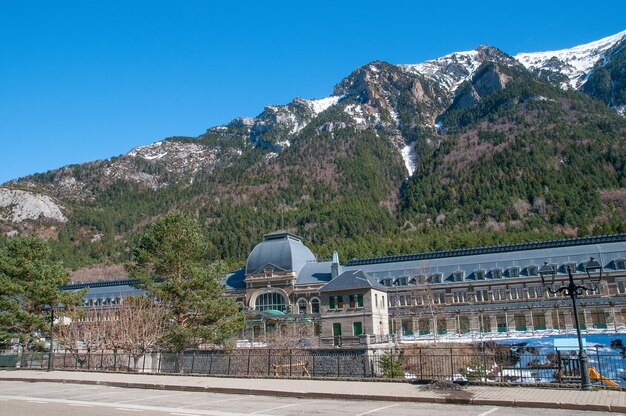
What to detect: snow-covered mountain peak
<box><xmin>515</xmin><ymin>30</ymin><xmax>626</xmax><ymax>89</ymax></box>
<box><xmin>399</xmin><ymin>49</ymin><xmax>482</xmax><ymax>93</ymax></box>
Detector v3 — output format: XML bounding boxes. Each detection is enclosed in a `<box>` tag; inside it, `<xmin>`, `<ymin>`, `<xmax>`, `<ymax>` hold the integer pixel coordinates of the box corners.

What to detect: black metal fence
<box><xmin>2</xmin><ymin>346</ymin><xmax>624</xmax><ymax>387</ymax></box>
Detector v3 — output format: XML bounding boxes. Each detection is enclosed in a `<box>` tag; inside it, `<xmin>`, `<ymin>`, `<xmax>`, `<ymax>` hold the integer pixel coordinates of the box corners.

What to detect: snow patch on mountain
<box><xmin>400</xmin><ymin>143</ymin><xmax>416</xmax><ymax>177</ymax></box>
<box><xmin>400</xmin><ymin>50</ymin><xmax>482</xmax><ymax>93</ymax></box>
<box><xmin>344</xmin><ymin>104</ymin><xmax>367</xmax><ymax>125</ymax></box>
<box><xmin>0</xmin><ymin>188</ymin><xmax>66</xmax><ymax>223</ymax></box>
<box><xmin>303</xmin><ymin>95</ymin><xmax>342</xmax><ymax>115</ymax></box>
<box><xmin>515</xmin><ymin>30</ymin><xmax>626</xmax><ymax>89</ymax></box>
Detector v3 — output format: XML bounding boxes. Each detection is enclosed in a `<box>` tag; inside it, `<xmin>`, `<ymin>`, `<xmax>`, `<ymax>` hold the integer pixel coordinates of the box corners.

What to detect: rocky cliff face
<box><xmin>2</xmin><ymin>30</ymin><xmax>625</xmax><ymax>256</ymax></box>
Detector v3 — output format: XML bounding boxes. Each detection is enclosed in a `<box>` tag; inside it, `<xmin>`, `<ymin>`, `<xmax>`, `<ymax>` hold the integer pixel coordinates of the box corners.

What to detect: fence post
<box><xmin>390</xmin><ymin>351</ymin><xmax>395</xmax><ymax>379</ymax></box>
<box><xmin>247</xmin><ymin>349</ymin><xmax>251</xmax><ymax>375</ymax></box>
<box><xmin>191</xmin><ymin>351</ymin><xmax>196</xmax><ymax>374</ymax></box>
<box><xmin>482</xmin><ymin>342</ymin><xmax>487</xmax><ymax>383</ymax></box>
<box><xmin>208</xmin><ymin>352</ymin><xmax>213</xmax><ymax>375</ymax></box>
<box><xmin>227</xmin><ymin>354</ymin><xmax>231</xmax><ymax>375</ymax></box>
<box><xmin>419</xmin><ymin>348</ymin><xmax>423</xmax><ymax>380</ymax></box>
<box><xmin>336</xmin><ymin>354</ymin><xmax>340</xmax><ymax>378</ymax></box>
<box><xmin>449</xmin><ymin>348</ymin><xmax>454</xmax><ymax>381</ymax></box>
<box><xmin>63</xmin><ymin>350</ymin><xmax>67</xmax><ymax>370</ymax></box>
<box><xmin>289</xmin><ymin>350</ymin><xmax>292</xmax><ymax>377</ymax></box>
<box><xmin>142</xmin><ymin>354</ymin><xmax>146</xmax><ymax>373</ymax></box>
<box><xmin>362</xmin><ymin>354</ymin><xmax>367</xmax><ymax>378</ymax></box>
<box><xmin>267</xmin><ymin>350</ymin><xmax>271</xmax><ymax>376</ymax></box>
<box><xmin>312</xmin><ymin>353</ymin><xmax>316</xmax><ymax>377</ymax></box>
<box><xmin>595</xmin><ymin>346</ymin><xmax>601</xmax><ymax>383</ymax></box>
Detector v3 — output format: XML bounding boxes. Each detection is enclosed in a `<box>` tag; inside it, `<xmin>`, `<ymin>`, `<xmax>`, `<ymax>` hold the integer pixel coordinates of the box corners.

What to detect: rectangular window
<box><xmin>510</xmin><ymin>287</ymin><xmax>524</xmax><ymax>300</ymax></box>
<box><xmin>374</xmin><ymin>294</ymin><xmax>378</xmax><ymax>308</ymax></box>
<box><xmin>481</xmin><ymin>315</ymin><xmax>491</xmax><ymax>333</ymax></box>
<box><xmin>381</xmin><ymin>296</ymin><xmax>385</xmax><ymax>308</ymax></box>
<box><xmin>617</xmin><ymin>281</ymin><xmax>626</xmax><ymax>294</ymax></box>
<box><xmin>329</xmin><ymin>296</ymin><xmax>336</xmax><ymax>310</ymax></box>
<box><xmin>453</xmin><ymin>271</ymin><xmax>464</xmax><ymax>282</ymax></box>
<box><xmin>492</xmin><ymin>288</ymin><xmax>507</xmax><ymax>301</ymax></box>
<box><xmin>514</xmin><ymin>314</ymin><xmax>527</xmax><ymax>331</ymax></box>
<box><xmin>591</xmin><ymin>310</ymin><xmax>607</xmax><ymax>329</ymax></box>
<box><xmin>418</xmin><ymin>319</ymin><xmax>430</xmax><ymax>335</ymax></box>
<box><xmin>353</xmin><ymin>321</ymin><xmax>362</xmax><ymax>336</ymax></box>
<box><xmin>452</xmin><ymin>292</ymin><xmax>466</xmax><ymax>303</ymax></box>
<box><xmin>475</xmin><ymin>289</ymin><xmax>488</xmax><ymax>302</ymax></box>
<box><xmin>357</xmin><ymin>294</ymin><xmax>364</xmax><ymax>308</ymax></box>
<box><xmin>497</xmin><ymin>315</ymin><xmax>507</xmax><ymax>332</ymax></box>
<box><xmin>433</xmin><ymin>292</ymin><xmax>445</xmax><ymax>304</ymax></box>
<box><xmin>492</xmin><ymin>269</ymin><xmax>502</xmax><ymax>279</ymax></box>
<box><xmin>337</xmin><ymin>296</ymin><xmax>344</xmax><ymax>309</ymax></box>
<box><xmin>401</xmin><ymin>319</ymin><xmax>413</xmax><ymax>336</ymax></box>
<box><xmin>508</xmin><ymin>267</ymin><xmax>519</xmax><ymax>278</ymax></box>
<box><xmin>533</xmin><ymin>313</ymin><xmax>546</xmax><ymax>330</ymax></box>
<box><xmin>430</xmin><ymin>273</ymin><xmax>442</xmax><ymax>284</ymax></box>
<box><xmin>437</xmin><ymin>318</ymin><xmax>447</xmax><ymax>334</ymax></box>
<box><xmin>552</xmin><ymin>310</ymin><xmax>566</xmax><ymax>330</ymax></box>
<box><xmin>349</xmin><ymin>295</ymin><xmax>356</xmax><ymax>308</ymax></box>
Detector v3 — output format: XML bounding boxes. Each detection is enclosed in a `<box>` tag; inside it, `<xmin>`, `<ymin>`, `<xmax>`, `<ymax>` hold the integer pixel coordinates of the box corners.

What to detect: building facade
<box><xmin>71</xmin><ymin>232</ymin><xmax>626</xmax><ymax>345</ymax></box>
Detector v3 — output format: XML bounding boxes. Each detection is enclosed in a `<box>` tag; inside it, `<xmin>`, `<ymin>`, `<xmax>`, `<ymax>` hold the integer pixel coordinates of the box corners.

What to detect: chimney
<box><xmin>331</xmin><ymin>251</ymin><xmax>341</xmax><ymax>279</ymax></box>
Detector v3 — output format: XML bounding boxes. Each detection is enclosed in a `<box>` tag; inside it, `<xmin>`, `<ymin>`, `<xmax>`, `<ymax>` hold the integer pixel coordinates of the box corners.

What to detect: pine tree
<box><xmin>126</xmin><ymin>213</ymin><xmax>244</xmax><ymax>365</ymax></box>
<box><xmin>0</xmin><ymin>236</ymin><xmax>82</xmax><ymax>349</ymax></box>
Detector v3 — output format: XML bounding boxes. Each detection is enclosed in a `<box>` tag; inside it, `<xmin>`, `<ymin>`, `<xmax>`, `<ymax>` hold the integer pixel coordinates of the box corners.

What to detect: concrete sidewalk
<box><xmin>1</xmin><ymin>370</ymin><xmax>625</xmax><ymax>413</ymax></box>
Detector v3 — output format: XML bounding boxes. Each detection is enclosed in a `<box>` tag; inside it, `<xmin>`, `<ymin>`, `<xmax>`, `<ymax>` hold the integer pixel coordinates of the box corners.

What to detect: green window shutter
<box><xmin>357</xmin><ymin>294</ymin><xmax>364</xmax><ymax>308</ymax></box>
<box><xmin>353</xmin><ymin>321</ymin><xmax>362</xmax><ymax>336</ymax></box>
<box><xmin>329</xmin><ymin>296</ymin><xmax>335</xmax><ymax>309</ymax></box>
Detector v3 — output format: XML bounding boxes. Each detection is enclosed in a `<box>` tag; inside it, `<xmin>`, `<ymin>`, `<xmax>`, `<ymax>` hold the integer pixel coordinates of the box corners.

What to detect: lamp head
<box><xmin>538</xmin><ymin>262</ymin><xmax>557</xmax><ymax>287</ymax></box>
<box><xmin>584</xmin><ymin>257</ymin><xmax>603</xmax><ymax>283</ymax></box>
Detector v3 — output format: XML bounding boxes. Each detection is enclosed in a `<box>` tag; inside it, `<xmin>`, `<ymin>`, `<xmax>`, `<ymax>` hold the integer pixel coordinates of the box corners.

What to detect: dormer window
<box><xmin>382</xmin><ymin>278</ymin><xmax>393</xmax><ymax>287</ymax></box>
<box><xmin>475</xmin><ymin>269</ymin><xmax>485</xmax><ymax>280</ymax></box>
<box><xmin>614</xmin><ymin>259</ymin><xmax>625</xmax><ymax>270</ymax></box>
<box><xmin>453</xmin><ymin>271</ymin><xmax>464</xmax><ymax>282</ymax></box>
<box><xmin>397</xmin><ymin>277</ymin><xmax>408</xmax><ymax>286</ymax></box>
<box><xmin>526</xmin><ymin>265</ymin><xmax>538</xmax><ymax>276</ymax></box>
<box><xmin>429</xmin><ymin>273</ymin><xmax>442</xmax><ymax>284</ymax></box>
<box><xmin>490</xmin><ymin>268</ymin><xmax>502</xmax><ymax>279</ymax></box>
<box><xmin>508</xmin><ymin>267</ymin><xmax>520</xmax><ymax>278</ymax></box>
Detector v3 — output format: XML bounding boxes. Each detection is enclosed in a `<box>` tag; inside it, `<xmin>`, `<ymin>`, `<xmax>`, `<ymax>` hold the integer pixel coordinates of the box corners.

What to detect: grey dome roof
<box><xmin>246</xmin><ymin>231</ymin><xmax>316</xmax><ymax>275</ymax></box>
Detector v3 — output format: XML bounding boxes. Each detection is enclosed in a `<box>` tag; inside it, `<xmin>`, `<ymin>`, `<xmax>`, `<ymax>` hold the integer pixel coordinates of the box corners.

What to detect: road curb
<box><xmin>0</xmin><ymin>375</ymin><xmax>622</xmax><ymax>412</ymax></box>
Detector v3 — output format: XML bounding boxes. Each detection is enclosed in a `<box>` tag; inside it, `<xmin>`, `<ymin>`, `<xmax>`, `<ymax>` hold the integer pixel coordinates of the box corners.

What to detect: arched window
<box><xmin>255</xmin><ymin>292</ymin><xmax>287</xmax><ymax>312</ymax></box>
<box><xmin>297</xmin><ymin>298</ymin><xmax>307</xmax><ymax>314</ymax></box>
<box><xmin>311</xmin><ymin>298</ymin><xmax>320</xmax><ymax>314</ymax></box>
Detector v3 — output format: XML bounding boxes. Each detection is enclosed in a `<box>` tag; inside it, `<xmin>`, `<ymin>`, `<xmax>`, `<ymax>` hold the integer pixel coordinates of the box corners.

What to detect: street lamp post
<box><xmin>43</xmin><ymin>304</ymin><xmax>54</xmax><ymax>372</ymax></box>
<box><xmin>538</xmin><ymin>258</ymin><xmax>603</xmax><ymax>391</ymax></box>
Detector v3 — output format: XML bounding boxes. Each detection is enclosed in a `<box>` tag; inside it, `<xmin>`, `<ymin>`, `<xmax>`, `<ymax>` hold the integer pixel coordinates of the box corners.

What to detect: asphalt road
<box><xmin>0</xmin><ymin>381</ymin><xmax>615</xmax><ymax>416</ymax></box>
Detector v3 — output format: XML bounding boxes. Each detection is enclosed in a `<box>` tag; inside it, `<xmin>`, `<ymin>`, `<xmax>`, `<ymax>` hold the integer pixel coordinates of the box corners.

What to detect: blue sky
<box><xmin>1</xmin><ymin>0</ymin><xmax>625</xmax><ymax>183</ymax></box>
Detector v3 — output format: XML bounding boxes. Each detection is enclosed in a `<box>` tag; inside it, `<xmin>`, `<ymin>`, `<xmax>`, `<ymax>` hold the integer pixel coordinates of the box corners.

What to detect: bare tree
<box><xmin>54</xmin><ymin>305</ymin><xmax>110</xmax><ymax>368</ymax></box>
<box><xmin>106</xmin><ymin>296</ymin><xmax>167</xmax><ymax>367</ymax></box>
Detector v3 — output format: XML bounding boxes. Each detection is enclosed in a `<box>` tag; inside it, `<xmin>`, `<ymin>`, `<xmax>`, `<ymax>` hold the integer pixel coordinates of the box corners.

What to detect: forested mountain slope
<box><xmin>2</xmin><ymin>30</ymin><xmax>625</xmax><ymax>279</ymax></box>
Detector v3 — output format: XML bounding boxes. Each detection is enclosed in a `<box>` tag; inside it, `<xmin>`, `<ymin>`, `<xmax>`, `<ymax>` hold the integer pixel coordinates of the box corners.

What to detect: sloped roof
<box><xmin>319</xmin><ymin>270</ymin><xmax>387</xmax><ymax>292</ymax></box>
<box><xmin>246</xmin><ymin>231</ymin><xmax>316</xmax><ymax>275</ymax></box>
<box><xmin>296</xmin><ymin>261</ymin><xmax>333</xmax><ymax>285</ymax></box>
<box><xmin>223</xmin><ymin>268</ymin><xmax>246</xmax><ymax>290</ymax></box>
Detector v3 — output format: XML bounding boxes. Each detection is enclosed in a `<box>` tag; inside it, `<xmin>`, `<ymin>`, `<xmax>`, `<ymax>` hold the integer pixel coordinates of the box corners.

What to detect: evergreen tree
<box><xmin>0</xmin><ymin>236</ymin><xmax>82</xmax><ymax>349</ymax></box>
<box><xmin>126</xmin><ymin>213</ymin><xmax>244</xmax><ymax>359</ymax></box>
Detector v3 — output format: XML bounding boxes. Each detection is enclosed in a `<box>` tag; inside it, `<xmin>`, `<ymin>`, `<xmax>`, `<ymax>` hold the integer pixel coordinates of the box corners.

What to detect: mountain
<box><xmin>2</xmin><ymin>30</ymin><xmax>626</xmax><ymax>277</ymax></box>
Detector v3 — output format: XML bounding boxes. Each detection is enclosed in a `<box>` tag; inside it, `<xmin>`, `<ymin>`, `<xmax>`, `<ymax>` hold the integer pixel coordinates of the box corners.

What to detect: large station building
<box><xmin>71</xmin><ymin>232</ymin><xmax>626</xmax><ymax>346</ymax></box>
